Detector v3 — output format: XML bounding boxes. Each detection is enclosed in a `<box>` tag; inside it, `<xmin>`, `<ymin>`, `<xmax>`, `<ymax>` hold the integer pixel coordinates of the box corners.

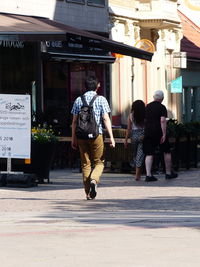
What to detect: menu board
<box><xmin>0</xmin><ymin>94</ymin><xmax>31</xmax><ymax>159</ymax></box>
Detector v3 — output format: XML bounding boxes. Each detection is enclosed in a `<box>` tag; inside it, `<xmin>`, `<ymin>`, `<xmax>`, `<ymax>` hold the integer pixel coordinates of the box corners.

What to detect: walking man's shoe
<box><xmin>89</xmin><ymin>180</ymin><xmax>97</xmax><ymax>199</ymax></box>
<box><xmin>165</xmin><ymin>172</ymin><xmax>178</xmax><ymax>179</ymax></box>
<box><xmin>145</xmin><ymin>176</ymin><xmax>158</xmax><ymax>182</ymax></box>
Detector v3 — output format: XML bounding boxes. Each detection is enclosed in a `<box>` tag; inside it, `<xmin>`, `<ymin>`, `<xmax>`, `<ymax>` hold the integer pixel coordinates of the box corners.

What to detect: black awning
<box><xmin>100</xmin><ymin>39</ymin><xmax>152</xmax><ymax>61</ymax></box>
<box><xmin>0</xmin><ymin>13</ymin><xmax>153</xmax><ymax>61</ymax></box>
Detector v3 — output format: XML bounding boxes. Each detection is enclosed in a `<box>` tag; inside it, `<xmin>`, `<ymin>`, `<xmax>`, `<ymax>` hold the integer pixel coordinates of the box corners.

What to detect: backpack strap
<box><xmin>81</xmin><ymin>95</ymin><xmax>88</xmax><ymax>106</ymax></box>
<box><xmin>81</xmin><ymin>94</ymin><xmax>98</xmax><ymax>107</ymax></box>
<box><xmin>89</xmin><ymin>95</ymin><xmax>98</xmax><ymax>107</ymax></box>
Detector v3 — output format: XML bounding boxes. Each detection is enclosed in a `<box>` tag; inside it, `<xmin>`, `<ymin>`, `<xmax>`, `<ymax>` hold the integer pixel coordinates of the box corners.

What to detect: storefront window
<box><xmin>70</xmin><ymin>63</ymin><xmax>104</xmax><ymax>101</ymax></box>
<box><xmin>43</xmin><ymin>61</ymin><xmax>70</xmax><ymax>135</ymax></box>
<box><xmin>0</xmin><ymin>42</ymin><xmax>38</xmax><ymax>122</ymax></box>
<box><xmin>0</xmin><ymin>42</ymin><xmax>37</xmax><ymax>95</ymax></box>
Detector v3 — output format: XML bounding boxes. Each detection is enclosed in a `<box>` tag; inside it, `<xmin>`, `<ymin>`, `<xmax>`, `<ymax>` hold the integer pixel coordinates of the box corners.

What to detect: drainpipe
<box><xmin>142</xmin><ymin>60</ymin><xmax>148</xmax><ymax>104</ymax></box>
<box><xmin>145</xmin><ymin>61</ymin><xmax>148</xmax><ymax>104</ymax></box>
<box><xmin>131</xmin><ymin>57</ymin><xmax>134</xmax><ymax>101</ymax></box>
<box><xmin>166</xmin><ymin>48</ymin><xmax>174</xmax><ymax>111</ymax></box>
<box><xmin>169</xmin><ymin>50</ymin><xmax>173</xmax><ymax>111</ymax></box>
<box><xmin>113</xmin><ymin>57</ymin><xmax>122</xmax><ymax>126</ymax></box>
<box><xmin>118</xmin><ymin>59</ymin><xmax>122</xmax><ymax>120</ymax></box>
<box><xmin>109</xmin><ymin>63</ymin><xmax>113</xmax><ymax>124</ymax></box>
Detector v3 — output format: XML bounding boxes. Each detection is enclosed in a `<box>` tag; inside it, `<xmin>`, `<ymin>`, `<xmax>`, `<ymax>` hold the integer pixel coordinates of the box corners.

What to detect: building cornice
<box><xmin>139</xmin><ymin>18</ymin><xmax>181</xmax><ymax>29</ymax></box>
<box><xmin>110</xmin><ymin>13</ymin><xmax>181</xmax><ymax>30</ymax></box>
<box><xmin>109</xmin><ymin>13</ymin><xmax>139</xmax><ymax>25</ymax></box>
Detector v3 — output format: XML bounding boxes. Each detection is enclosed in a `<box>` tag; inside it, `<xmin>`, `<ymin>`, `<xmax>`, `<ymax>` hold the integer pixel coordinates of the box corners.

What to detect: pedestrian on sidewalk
<box><xmin>143</xmin><ymin>90</ymin><xmax>178</xmax><ymax>182</ymax></box>
<box><xmin>124</xmin><ymin>100</ymin><xmax>145</xmax><ymax>181</ymax></box>
<box><xmin>71</xmin><ymin>76</ymin><xmax>115</xmax><ymax>200</ymax></box>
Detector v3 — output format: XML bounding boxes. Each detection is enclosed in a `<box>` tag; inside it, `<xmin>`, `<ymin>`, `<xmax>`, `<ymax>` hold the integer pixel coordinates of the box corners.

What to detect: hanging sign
<box><xmin>173</xmin><ymin>52</ymin><xmax>187</xmax><ymax>68</ymax></box>
<box><xmin>170</xmin><ymin>76</ymin><xmax>183</xmax><ymax>93</ymax></box>
<box><xmin>0</xmin><ymin>94</ymin><xmax>31</xmax><ymax>159</ymax></box>
<box><xmin>134</xmin><ymin>39</ymin><xmax>155</xmax><ymax>53</ymax></box>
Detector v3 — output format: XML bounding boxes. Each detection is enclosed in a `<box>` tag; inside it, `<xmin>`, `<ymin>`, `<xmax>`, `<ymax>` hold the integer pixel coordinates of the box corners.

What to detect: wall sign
<box><xmin>0</xmin><ymin>41</ymin><xmax>24</xmax><ymax>48</ymax></box>
<box><xmin>43</xmin><ymin>34</ymin><xmax>109</xmax><ymax>56</ymax></box>
<box><xmin>0</xmin><ymin>94</ymin><xmax>31</xmax><ymax>159</ymax></box>
<box><xmin>170</xmin><ymin>76</ymin><xmax>183</xmax><ymax>93</ymax></box>
<box><xmin>173</xmin><ymin>52</ymin><xmax>187</xmax><ymax>69</ymax></box>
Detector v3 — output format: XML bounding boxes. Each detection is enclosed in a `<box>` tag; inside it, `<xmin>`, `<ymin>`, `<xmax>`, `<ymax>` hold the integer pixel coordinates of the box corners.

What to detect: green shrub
<box><xmin>167</xmin><ymin>119</ymin><xmax>200</xmax><ymax>138</ymax></box>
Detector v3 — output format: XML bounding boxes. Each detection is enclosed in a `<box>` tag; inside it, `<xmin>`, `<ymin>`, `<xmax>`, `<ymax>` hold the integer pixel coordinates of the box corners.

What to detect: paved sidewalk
<box><xmin>0</xmin><ymin>168</ymin><xmax>200</xmax><ymax>267</ymax></box>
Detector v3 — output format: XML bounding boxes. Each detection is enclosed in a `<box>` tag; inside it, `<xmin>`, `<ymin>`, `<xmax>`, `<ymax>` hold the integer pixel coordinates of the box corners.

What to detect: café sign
<box><xmin>43</xmin><ymin>34</ymin><xmax>107</xmax><ymax>56</ymax></box>
<box><xmin>0</xmin><ymin>40</ymin><xmax>24</xmax><ymax>48</ymax></box>
<box><xmin>0</xmin><ymin>94</ymin><xmax>31</xmax><ymax>159</ymax></box>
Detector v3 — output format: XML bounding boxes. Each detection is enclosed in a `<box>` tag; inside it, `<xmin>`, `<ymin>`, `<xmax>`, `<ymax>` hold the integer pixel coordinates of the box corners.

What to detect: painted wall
<box><xmin>109</xmin><ymin>0</ymin><xmax>182</xmax><ymax>125</ymax></box>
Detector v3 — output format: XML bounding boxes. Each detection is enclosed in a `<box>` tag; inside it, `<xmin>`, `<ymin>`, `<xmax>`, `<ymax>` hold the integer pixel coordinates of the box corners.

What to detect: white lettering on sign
<box><xmin>68</xmin><ymin>43</ymin><xmax>83</xmax><ymax>48</ymax></box>
<box><xmin>0</xmin><ymin>41</ymin><xmax>24</xmax><ymax>48</ymax></box>
<box><xmin>46</xmin><ymin>41</ymin><xmax>63</xmax><ymax>48</ymax></box>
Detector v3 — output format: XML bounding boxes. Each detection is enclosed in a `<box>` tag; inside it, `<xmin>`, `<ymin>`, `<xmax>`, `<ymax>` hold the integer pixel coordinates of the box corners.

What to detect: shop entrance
<box><xmin>43</xmin><ymin>60</ymin><xmax>106</xmax><ymax>136</ymax></box>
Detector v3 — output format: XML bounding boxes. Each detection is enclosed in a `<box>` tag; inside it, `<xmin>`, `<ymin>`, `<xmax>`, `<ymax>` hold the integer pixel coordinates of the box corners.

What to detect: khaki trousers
<box><xmin>78</xmin><ymin>135</ymin><xmax>104</xmax><ymax>195</ymax></box>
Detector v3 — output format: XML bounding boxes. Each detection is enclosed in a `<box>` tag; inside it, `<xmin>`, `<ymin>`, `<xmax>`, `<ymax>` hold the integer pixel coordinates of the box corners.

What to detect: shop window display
<box><xmin>70</xmin><ymin>63</ymin><xmax>105</xmax><ymax>101</ymax></box>
<box><xmin>0</xmin><ymin>42</ymin><xmax>37</xmax><ymax>95</ymax></box>
<box><xmin>43</xmin><ymin>61</ymin><xmax>70</xmax><ymax>136</ymax></box>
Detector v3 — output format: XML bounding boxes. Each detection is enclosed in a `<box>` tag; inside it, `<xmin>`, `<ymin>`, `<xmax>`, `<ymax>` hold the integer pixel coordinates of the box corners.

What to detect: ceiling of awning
<box><xmin>0</xmin><ymin>13</ymin><xmax>153</xmax><ymax>61</ymax></box>
<box><xmin>44</xmin><ymin>52</ymin><xmax>116</xmax><ymax>63</ymax></box>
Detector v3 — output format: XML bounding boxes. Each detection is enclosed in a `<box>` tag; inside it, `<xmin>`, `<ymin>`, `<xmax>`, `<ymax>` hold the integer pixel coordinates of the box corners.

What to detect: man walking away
<box><xmin>143</xmin><ymin>90</ymin><xmax>178</xmax><ymax>182</ymax></box>
<box><xmin>71</xmin><ymin>76</ymin><xmax>115</xmax><ymax>199</ymax></box>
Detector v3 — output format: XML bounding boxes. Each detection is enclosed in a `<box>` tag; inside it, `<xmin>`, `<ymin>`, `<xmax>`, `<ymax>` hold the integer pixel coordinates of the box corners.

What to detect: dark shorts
<box><xmin>143</xmin><ymin>135</ymin><xmax>171</xmax><ymax>155</ymax></box>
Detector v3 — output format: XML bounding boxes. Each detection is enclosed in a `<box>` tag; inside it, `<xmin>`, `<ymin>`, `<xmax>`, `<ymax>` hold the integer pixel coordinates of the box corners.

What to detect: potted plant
<box><xmin>31</xmin><ymin>124</ymin><xmax>58</xmax><ymax>144</ymax></box>
<box><xmin>25</xmin><ymin>124</ymin><xmax>58</xmax><ymax>183</ymax></box>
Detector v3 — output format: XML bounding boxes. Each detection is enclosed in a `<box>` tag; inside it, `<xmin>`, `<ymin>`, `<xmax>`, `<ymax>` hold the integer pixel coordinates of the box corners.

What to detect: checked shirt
<box><xmin>71</xmin><ymin>90</ymin><xmax>111</xmax><ymax>134</ymax></box>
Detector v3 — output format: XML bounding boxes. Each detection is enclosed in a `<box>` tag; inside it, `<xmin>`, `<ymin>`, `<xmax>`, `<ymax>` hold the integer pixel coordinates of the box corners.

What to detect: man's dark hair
<box><xmin>131</xmin><ymin>100</ymin><xmax>145</xmax><ymax>127</ymax></box>
<box><xmin>85</xmin><ymin>76</ymin><xmax>99</xmax><ymax>91</ymax></box>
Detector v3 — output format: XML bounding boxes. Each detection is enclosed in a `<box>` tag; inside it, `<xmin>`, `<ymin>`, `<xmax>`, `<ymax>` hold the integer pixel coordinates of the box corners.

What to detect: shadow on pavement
<box><xmin>36</xmin><ymin>169</ymin><xmax>200</xmax><ymax>229</ymax></box>
<box><xmin>5</xmin><ymin>168</ymin><xmax>199</xmax><ymax>229</ymax></box>
<box><xmin>35</xmin><ymin>194</ymin><xmax>200</xmax><ymax>229</ymax></box>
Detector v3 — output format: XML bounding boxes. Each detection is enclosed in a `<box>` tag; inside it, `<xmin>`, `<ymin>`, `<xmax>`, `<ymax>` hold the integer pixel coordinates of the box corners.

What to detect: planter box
<box><xmin>24</xmin><ymin>142</ymin><xmax>57</xmax><ymax>182</ymax></box>
<box><xmin>170</xmin><ymin>136</ymin><xmax>198</xmax><ymax>170</ymax></box>
<box><xmin>104</xmin><ymin>128</ymin><xmax>133</xmax><ymax>172</ymax></box>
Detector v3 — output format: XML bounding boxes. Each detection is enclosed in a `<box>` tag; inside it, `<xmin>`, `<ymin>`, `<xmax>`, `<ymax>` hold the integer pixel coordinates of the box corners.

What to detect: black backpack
<box><xmin>75</xmin><ymin>95</ymin><xmax>99</xmax><ymax>139</ymax></box>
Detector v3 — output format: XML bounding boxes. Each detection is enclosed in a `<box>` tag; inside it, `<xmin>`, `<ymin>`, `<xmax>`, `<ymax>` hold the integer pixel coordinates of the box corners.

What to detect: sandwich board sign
<box><xmin>0</xmin><ymin>94</ymin><xmax>31</xmax><ymax>159</ymax></box>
